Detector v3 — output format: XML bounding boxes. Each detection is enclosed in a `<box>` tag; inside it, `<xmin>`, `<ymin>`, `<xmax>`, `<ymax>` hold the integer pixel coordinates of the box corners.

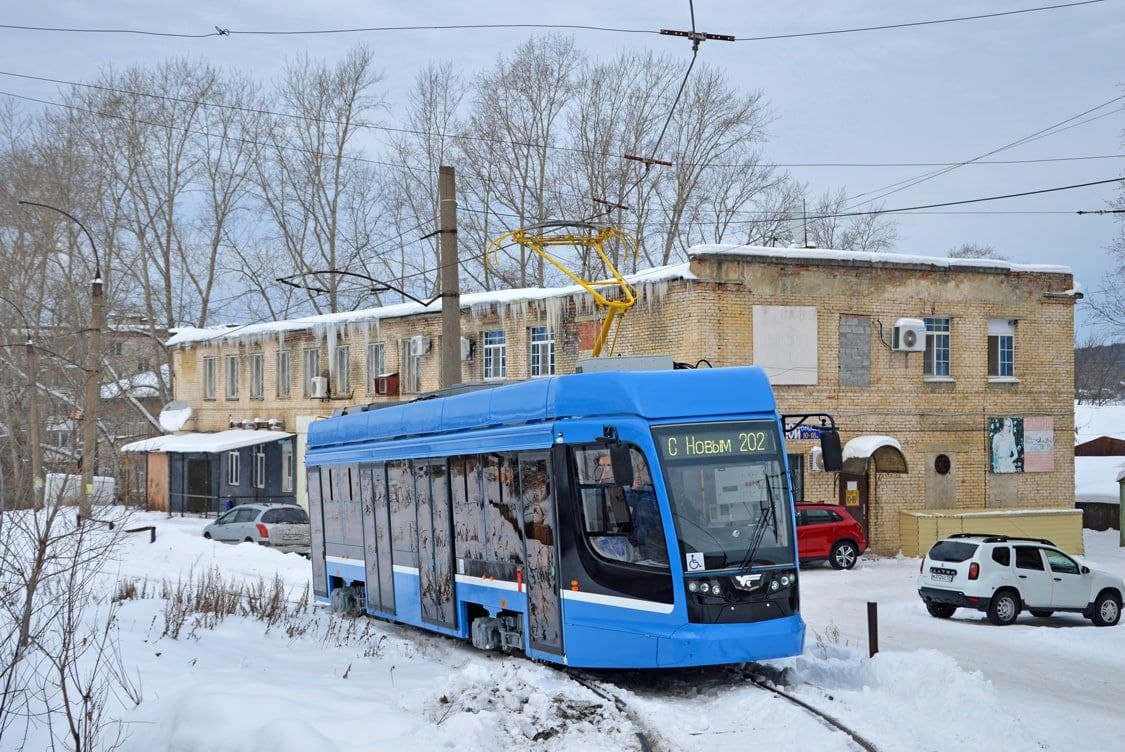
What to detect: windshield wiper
<box><xmin>735</xmin><ymin>474</ymin><xmax>778</xmax><ymax>572</ymax></box>
<box><xmin>673</xmin><ymin>512</ymin><xmax>728</xmax><ymax>570</ymax></box>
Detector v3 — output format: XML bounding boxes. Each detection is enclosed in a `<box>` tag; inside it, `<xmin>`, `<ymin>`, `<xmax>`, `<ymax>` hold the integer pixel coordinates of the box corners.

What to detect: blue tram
<box><xmin>304</xmin><ymin>365</ymin><xmax>839</xmax><ymax>668</ymax></box>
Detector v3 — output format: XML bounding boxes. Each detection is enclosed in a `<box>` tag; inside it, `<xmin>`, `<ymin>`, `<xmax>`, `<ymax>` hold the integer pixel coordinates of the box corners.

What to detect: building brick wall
<box><xmin>170</xmin><ymin>251</ymin><xmax>1077</xmax><ymax>554</ymax></box>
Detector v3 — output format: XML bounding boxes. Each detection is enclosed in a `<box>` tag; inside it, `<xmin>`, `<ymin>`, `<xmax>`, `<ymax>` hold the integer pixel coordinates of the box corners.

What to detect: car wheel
<box><xmin>926</xmin><ymin>602</ymin><xmax>957</xmax><ymax>619</ymax></box>
<box><xmin>987</xmin><ymin>589</ymin><xmax>1020</xmax><ymax>626</ymax></box>
<box><xmin>1029</xmin><ymin>609</ymin><xmax>1054</xmax><ymax>618</ymax></box>
<box><xmin>203</xmin><ymin>532</ymin><xmax>211</xmax><ymax>539</ymax></box>
<box><xmin>244</xmin><ymin>537</ymin><xmax>254</xmax><ymax>543</ymax></box>
<box><xmin>829</xmin><ymin>540</ymin><xmax>859</xmax><ymax>570</ymax></box>
<box><xmin>1091</xmin><ymin>591</ymin><xmax>1121</xmax><ymax>627</ymax></box>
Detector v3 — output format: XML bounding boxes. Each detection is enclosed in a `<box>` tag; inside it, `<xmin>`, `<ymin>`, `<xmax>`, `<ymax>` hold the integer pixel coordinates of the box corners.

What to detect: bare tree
<box><xmin>949</xmin><ymin>242</ymin><xmax>1008</xmax><ymax>260</ymax></box>
<box><xmin>804</xmin><ymin>187</ymin><xmax>898</xmax><ymax>252</ymax></box>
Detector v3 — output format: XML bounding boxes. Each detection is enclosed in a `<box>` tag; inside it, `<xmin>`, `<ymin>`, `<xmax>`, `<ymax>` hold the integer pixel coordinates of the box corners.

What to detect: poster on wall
<box><xmin>988</xmin><ymin>417</ymin><xmax>1024</xmax><ymax>473</ymax></box>
<box><xmin>1023</xmin><ymin>416</ymin><xmax>1055</xmax><ymax>472</ymax></box>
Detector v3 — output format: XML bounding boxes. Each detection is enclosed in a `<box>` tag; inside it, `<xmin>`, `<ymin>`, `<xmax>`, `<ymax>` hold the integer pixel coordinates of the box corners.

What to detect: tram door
<box><xmin>358</xmin><ymin>463</ymin><xmax>395</xmax><ymax>615</ymax></box>
<box><xmin>415</xmin><ymin>460</ymin><xmax>457</xmax><ymax>629</ymax></box>
<box><xmin>306</xmin><ymin>467</ymin><xmax>328</xmax><ymax>599</ymax></box>
<box><xmin>518</xmin><ymin>452</ymin><xmax>564</xmax><ymax>656</ymax></box>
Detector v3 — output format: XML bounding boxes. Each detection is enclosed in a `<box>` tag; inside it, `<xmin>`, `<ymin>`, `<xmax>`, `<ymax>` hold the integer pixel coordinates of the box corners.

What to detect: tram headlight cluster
<box><xmin>687</xmin><ymin>579</ymin><xmax>724</xmax><ymax>597</ymax></box>
<box><xmin>769</xmin><ymin>571</ymin><xmax>796</xmax><ymax>592</ymax></box>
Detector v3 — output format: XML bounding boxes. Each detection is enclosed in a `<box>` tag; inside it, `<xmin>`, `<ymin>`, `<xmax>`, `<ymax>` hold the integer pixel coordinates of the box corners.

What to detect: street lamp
<box><xmin>18</xmin><ymin>200</ymin><xmax>104</xmax><ymax>517</ymax></box>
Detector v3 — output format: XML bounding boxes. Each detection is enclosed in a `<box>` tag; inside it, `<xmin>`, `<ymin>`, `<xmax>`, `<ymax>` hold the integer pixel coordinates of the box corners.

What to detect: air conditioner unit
<box><xmin>239</xmin><ymin>418</ymin><xmax>257</xmax><ymax>430</ymax></box>
<box><xmin>410</xmin><ymin>335</ymin><xmax>431</xmax><ymax>357</ymax></box>
<box><xmin>310</xmin><ymin>376</ymin><xmax>328</xmax><ymax>399</ymax></box>
<box><xmin>891</xmin><ymin>318</ymin><xmax>927</xmax><ymax>352</ymax></box>
<box><xmin>808</xmin><ymin>446</ymin><xmax>825</xmax><ymax>473</ymax></box>
<box><xmin>266</xmin><ymin>418</ymin><xmax>285</xmax><ymax>430</ymax></box>
<box><xmin>228</xmin><ymin>418</ymin><xmax>239</xmax><ymax>429</ymax></box>
<box><xmin>460</xmin><ymin>336</ymin><xmax>474</xmax><ymax>361</ymax></box>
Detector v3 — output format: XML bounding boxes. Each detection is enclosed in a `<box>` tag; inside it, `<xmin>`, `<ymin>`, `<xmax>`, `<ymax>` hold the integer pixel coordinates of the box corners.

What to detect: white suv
<box><xmin>917</xmin><ymin>534</ymin><xmax>1123</xmax><ymax>627</ymax></box>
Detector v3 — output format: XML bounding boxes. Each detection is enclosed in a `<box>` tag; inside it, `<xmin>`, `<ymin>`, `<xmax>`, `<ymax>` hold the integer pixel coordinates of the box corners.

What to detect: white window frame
<box><xmin>334</xmin><ymin>345</ymin><xmax>350</xmax><ymax>394</ymax></box>
<box><xmin>253</xmin><ymin>449</ymin><xmax>266</xmax><ymax>489</ymax></box>
<box><xmin>399</xmin><ymin>339</ymin><xmax>420</xmax><ymax>393</ymax></box>
<box><xmin>276</xmin><ymin>350</ymin><xmax>291</xmax><ymax>398</ymax></box>
<box><xmin>224</xmin><ymin>355</ymin><xmax>240</xmax><ymax>399</ymax></box>
<box><xmin>281</xmin><ymin>441</ymin><xmax>294</xmax><ymax>493</ymax></box>
<box><xmin>250</xmin><ymin>352</ymin><xmax>264</xmax><ymax>399</ymax></box>
<box><xmin>203</xmin><ymin>356</ymin><xmax>217</xmax><ymax>400</ymax></box>
<box><xmin>988</xmin><ymin>319</ymin><xmax>1017</xmax><ymax>381</ymax></box>
<box><xmin>227</xmin><ymin>450</ymin><xmax>240</xmax><ymax>486</ymax></box>
<box><xmin>529</xmin><ymin>326</ymin><xmax>555</xmax><ymax>377</ymax></box>
<box><xmin>923</xmin><ymin>317</ymin><xmax>952</xmax><ymax>380</ymax></box>
<box><xmin>366</xmin><ymin>342</ymin><xmax>386</xmax><ymax>394</ymax></box>
<box><xmin>483</xmin><ymin>330</ymin><xmax>507</xmax><ymax>379</ymax></box>
<box><xmin>303</xmin><ymin>348</ymin><xmax>320</xmax><ymax>397</ymax></box>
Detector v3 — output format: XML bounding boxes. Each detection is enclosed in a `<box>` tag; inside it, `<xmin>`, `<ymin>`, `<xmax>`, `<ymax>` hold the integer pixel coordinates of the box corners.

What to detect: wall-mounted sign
<box><xmin>1023</xmin><ymin>416</ymin><xmax>1055</xmax><ymax>473</ymax></box>
<box><xmin>988</xmin><ymin>417</ymin><xmax>1024</xmax><ymax>473</ymax></box>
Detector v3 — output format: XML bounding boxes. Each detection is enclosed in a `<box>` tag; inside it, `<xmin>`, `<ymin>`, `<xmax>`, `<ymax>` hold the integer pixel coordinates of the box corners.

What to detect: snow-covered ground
<box><xmin>12</xmin><ymin>511</ymin><xmax>1125</xmax><ymax>751</ymax></box>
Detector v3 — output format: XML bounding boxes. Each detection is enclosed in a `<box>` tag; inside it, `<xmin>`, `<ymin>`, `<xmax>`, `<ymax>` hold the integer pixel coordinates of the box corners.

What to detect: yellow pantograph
<box><xmin>485</xmin><ymin>222</ymin><xmax>638</xmax><ymax>357</ymax></box>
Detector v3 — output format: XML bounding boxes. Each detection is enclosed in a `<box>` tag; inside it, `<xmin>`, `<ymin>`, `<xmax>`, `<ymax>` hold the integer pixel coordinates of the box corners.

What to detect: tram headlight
<box><xmin>769</xmin><ymin>580</ymin><xmax>780</xmax><ymax>592</ymax></box>
<box><xmin>700</xmin><ymin>582</ymin><xmax>711</xmax><ymax>594</ymax></box>
<box><xmin>687</xmin><ymin>580</ymin><xmax>699</xmax><ymax>593</ymax></box>
<box><xmin>710</xmin><ymin>581</ymin><xmax>722</xmax><ymax>597</ymax></box>
<box><xmin>779</xmin><ymin>574</ymin><xmax>792</xmax><ymax>588</ymax></box>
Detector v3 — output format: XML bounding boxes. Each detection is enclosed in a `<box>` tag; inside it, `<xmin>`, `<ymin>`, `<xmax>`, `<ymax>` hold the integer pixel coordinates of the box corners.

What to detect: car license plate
<box><xmin>930</xmin><ymin>567</ymin><xmax>955</xmax><ymax>582</ymax></box>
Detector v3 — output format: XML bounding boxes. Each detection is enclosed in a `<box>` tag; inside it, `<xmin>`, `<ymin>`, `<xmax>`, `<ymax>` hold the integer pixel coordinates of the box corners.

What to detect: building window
<box><xmin>254</xmin><ymin>449</ymin><xmax>266</xmax><ymax>489</ymax></box>
<box><xmin>399</xmin><ymin>340</ymin><xmax>420</xmax><ymax>393</ymax></box>
<box><xmin>483</xmin><ymin>330</ymin><xmax>507</xmax><ymax>379</ymax></box>
<box><xmin>224</xmin><ymin>355</ymin><xmax>240</xmax><ymax>399</ymax></box>
<box><xmin>250</xmin><ymin>353</ymin><xmax>264</xmax><ymax>399</ymax></box>
<box><xmin>203</xmin><ymin>356</ymin><xmax>217</xmax><ymax>400</ymax></box>
<box><xmin>334</xmin><ymin>345</ymin><xmax>350</xmax><ymax>394</ymax></box>
<box><xmin>110</xmin><ymin>340</ymin><xmax>124</xmax><ymax>357</ymax></box>
<box><xmin>227</xmin><ymin>451</ymin><xmax>240</xmax><ymax>486</ymax></box>
<box><xmin>923</xmin><ymin>317</ymin><xmax>951</xmax><ymax>378</ymax></box>
<box><xmin>988</xmin><ymin>319</ymin><xmax>1016</xmax><ymax>378</ymax></box>
<box><xmin>303</xmin><ymin>348</ymin><xmax>320</xmax><ymax>396</ymax></box>
<box><xmin>281</xmin><ymin>441</ymin><xmax>294</xmax><ymax>493</ymax></box>
<box><xmin>137</xmin><ymin>357</ymin><xmax>151</xmax><ymax>373</ymax></box>
<box><xmin>366</xmin><ymin>343</ymin><xmax>385</xmax><ymax>394</ymax></box>
<box><xmin>529</xmin><ymin>326</ymin><xmax>555</xmax><ymax>377</ymax></box>
<box><xmin>276</xmin><ymin>350</ymin><xmax>291</xmax><ymax>398</ymax></box>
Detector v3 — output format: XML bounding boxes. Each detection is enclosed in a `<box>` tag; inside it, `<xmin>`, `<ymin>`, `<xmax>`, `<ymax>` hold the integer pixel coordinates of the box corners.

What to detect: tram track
<box><xmin>565</xmin><ymin>663</ymin><xmax>880</xmax><ymax>752</ymax></box>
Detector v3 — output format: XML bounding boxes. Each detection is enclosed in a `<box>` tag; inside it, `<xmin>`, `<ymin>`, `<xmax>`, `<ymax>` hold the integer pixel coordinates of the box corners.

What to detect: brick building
<box><xmin>156</xmin><ymin>245</ymin><xmax>1081</xmax><ymax>553</ymax></box>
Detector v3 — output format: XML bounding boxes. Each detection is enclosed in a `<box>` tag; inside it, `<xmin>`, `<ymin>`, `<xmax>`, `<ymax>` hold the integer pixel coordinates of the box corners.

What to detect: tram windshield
<box><xmin>652</xmin><ymin>420</ymin><xmax>794</xmax><ymax>571</ymax></box>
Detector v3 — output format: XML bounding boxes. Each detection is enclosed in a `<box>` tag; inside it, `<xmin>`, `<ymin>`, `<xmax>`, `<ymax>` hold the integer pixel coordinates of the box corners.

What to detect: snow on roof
<box><xmin>166</xmin><ymin>262</ymin><xmax>696</xmax><ymax>347</ymax></box>
<box><xmin>1074</xmin><ymin>401</ymin><xmax>1125</xmax><ymax>445</ymax></box>
<box><xmin>101</xmin><ymin>365</ymin><xmax>168</xmax><ymax>400</ymax></box>
<box><xmin>688</xmin><ymin>244</ymin><xmax>1072</xmax><ymax>275</ymax></box>
<box><xmin>120</xmin><ymin>429</ymin><xmax>292</xmax><ymax>453</ymax></box>
<box><xmin>843</xmin><ymin>435</ymin><xmax>903</xmax><ymax>460</ymax></box>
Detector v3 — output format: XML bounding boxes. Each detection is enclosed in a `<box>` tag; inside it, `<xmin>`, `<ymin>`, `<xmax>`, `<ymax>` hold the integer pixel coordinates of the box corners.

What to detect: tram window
<box><xmin>451</xmin><ymin>456</ymin><xmax>485</xmax><ymax>562</ymax></box>
<box><xmin>387</xmin><ymin>461</ymin><xmax>418</xmax><ymax>566</ymax></box>
<box><xmin>573</xmin><ymin>445</ymin><xmax>669</xmax><ymax>569</ymax></box>
<box><xmin>483</xmin><ymin>454</ymin><xmax>524</xmax><ymax>569</ymax></box>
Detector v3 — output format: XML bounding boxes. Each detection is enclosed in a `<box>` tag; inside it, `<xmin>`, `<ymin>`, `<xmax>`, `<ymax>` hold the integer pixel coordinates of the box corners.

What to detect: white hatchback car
<box><xmin>917</xmin><ymin>534</ymin><xmax>1123</xmax><ymax>627</ymax></box>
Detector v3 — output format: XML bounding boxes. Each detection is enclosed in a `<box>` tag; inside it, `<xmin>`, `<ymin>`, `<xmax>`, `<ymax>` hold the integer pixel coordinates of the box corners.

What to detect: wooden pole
<box><xmin>26</xmin><ymin>338</ymin><xmax>43</xmax><ymax>509</ymax></box>
<box><xmin>438</xmin><ymin>165</ymin><xmax>461</xmax><ymax>389</ymax></box>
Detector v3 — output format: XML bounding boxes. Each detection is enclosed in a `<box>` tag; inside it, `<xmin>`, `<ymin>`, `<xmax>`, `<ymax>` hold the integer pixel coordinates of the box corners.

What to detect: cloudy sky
<box><xmin>1</xmin><ymin>1</ymin><xmax>1122</xmax><ymax>337</ymax></box>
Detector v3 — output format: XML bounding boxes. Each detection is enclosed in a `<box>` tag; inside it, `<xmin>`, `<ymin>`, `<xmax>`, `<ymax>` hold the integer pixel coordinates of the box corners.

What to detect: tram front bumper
<box><xmin>656</xmin><ymin>614</ymin><xmax>805</xmax><ymax>668</ymax></box>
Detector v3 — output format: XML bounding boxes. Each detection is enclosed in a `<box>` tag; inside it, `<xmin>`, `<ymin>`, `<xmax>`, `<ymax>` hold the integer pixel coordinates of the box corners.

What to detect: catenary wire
<box><xmin>0</xmin><ymin>2</ymin><xmax>1102</xmax><ymax>40</ymax></box>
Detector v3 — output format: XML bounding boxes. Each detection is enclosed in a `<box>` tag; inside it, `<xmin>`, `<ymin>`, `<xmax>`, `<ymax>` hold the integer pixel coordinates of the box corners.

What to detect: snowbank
<box><xmin>1075</xmin><ymin>401</ymin><xmax>1125</xmax><ymax>444</ymax></box>
<box><xmin>1076</xmin><ymin>455</ymin><xmax>1125</xmax><ymax>502</ymax></box>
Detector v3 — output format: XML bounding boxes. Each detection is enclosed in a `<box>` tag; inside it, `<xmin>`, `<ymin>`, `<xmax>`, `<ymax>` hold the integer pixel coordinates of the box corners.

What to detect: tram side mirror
<box><xmin>820</xmin><ymin>428</ymin><xmax>843</xmax><ymax>472</ymax></box>
<box><xmin>609</xmin><ymin>444</ymin><xmax>634</xmax><ymax>487</ymax></box>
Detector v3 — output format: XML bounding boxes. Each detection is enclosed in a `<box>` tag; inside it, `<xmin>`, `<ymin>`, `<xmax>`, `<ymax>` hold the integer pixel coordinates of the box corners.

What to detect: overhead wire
<box><xmin>0</xmin><ymin>1</ymin><xmax>1103</xmax><ymax>41</ymax></box>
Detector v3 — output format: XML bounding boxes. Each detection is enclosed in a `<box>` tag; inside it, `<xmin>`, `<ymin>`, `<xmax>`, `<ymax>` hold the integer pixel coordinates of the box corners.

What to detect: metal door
<box><xmin>415</xmin><ymin>461</ymin><xmax>457</xmax><ymax>628</ymax></box>
<box><xmin>185</xmin><ymin>457</ymin><xmax>211</xmax><ymax>514</ymax></box>
<box><xmin>519</xmin><ymin>452</ymin><xmax>564</xmax><ymax>655</ymax></box>
<box><xmin>359</xmin><ymin>464</ymin><xmax>396</xmax><ymax>614</ymax></box>
<box><xmin>306</xmin><ymin>467</ymin><xmax>328</xmax><ymax>598</ymax></box>
<box><xmin>838</xmin><ymin>472</ymin><xmax>869</xmax><ymax>539</ymax></box>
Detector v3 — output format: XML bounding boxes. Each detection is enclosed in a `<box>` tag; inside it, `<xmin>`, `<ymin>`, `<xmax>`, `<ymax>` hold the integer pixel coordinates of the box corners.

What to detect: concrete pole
<box><xmin>79</xmin><ymin>276</ymin><xmax>105</xmax><ymax>517</ymax></box>
<box><xmin>438</xmin><ymin>165</ymin><xmax>461</xmax><ymax>389</ymax></box>
<box><xmin>26</xmin><ymin>338</ymin><xmax>43</xmax><ymax>509</ymax></box>
<box><xmin>1118</xmin><ymin>474</ymin><xmax>1123</xmax><ymax>548</ymax></box>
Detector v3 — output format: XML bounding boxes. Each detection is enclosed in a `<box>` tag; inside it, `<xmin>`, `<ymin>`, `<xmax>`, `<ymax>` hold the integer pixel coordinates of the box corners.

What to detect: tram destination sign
<box><xmin>654</xmin><ymin>421</ymin><xmax>777</xmax><ymax>462</ymax></box>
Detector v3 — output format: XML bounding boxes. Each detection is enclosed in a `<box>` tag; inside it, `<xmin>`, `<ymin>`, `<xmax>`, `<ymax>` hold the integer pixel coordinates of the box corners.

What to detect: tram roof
<box><xmin>307</xmin><ymin>366</ymin><xmax>775</xmax><ymax>451</ymax></box>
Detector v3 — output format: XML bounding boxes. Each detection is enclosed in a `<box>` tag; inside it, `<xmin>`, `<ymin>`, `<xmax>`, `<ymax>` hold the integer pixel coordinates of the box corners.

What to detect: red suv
<box><xmin>796</xmin><ymin>503</ymin><xmax>867</xmax><ymax>569</ymax></box>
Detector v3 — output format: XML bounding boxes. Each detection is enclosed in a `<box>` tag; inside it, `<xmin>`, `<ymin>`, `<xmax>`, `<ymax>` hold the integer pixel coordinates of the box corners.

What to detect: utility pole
<box><xmin>438</xmin><ymin>165</ymin><xmax>461</xmax><ymax>389</ymax></box>
<box><xmin>18</xmin><ymin>201</ymin><xmax>103</xmax><ymax>517</ymax></box>
<box><xmin>26</xmin><ymin>336</ymin><xmax>43</xmax><ymax>509</ymax></box>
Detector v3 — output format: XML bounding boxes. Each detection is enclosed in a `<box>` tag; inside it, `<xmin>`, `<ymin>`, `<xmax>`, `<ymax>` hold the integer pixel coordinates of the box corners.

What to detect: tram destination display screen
<box><xmin>654</xmin><ymin>421</ymin><xmax>777</xmax><ymax>463</ymax></box>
